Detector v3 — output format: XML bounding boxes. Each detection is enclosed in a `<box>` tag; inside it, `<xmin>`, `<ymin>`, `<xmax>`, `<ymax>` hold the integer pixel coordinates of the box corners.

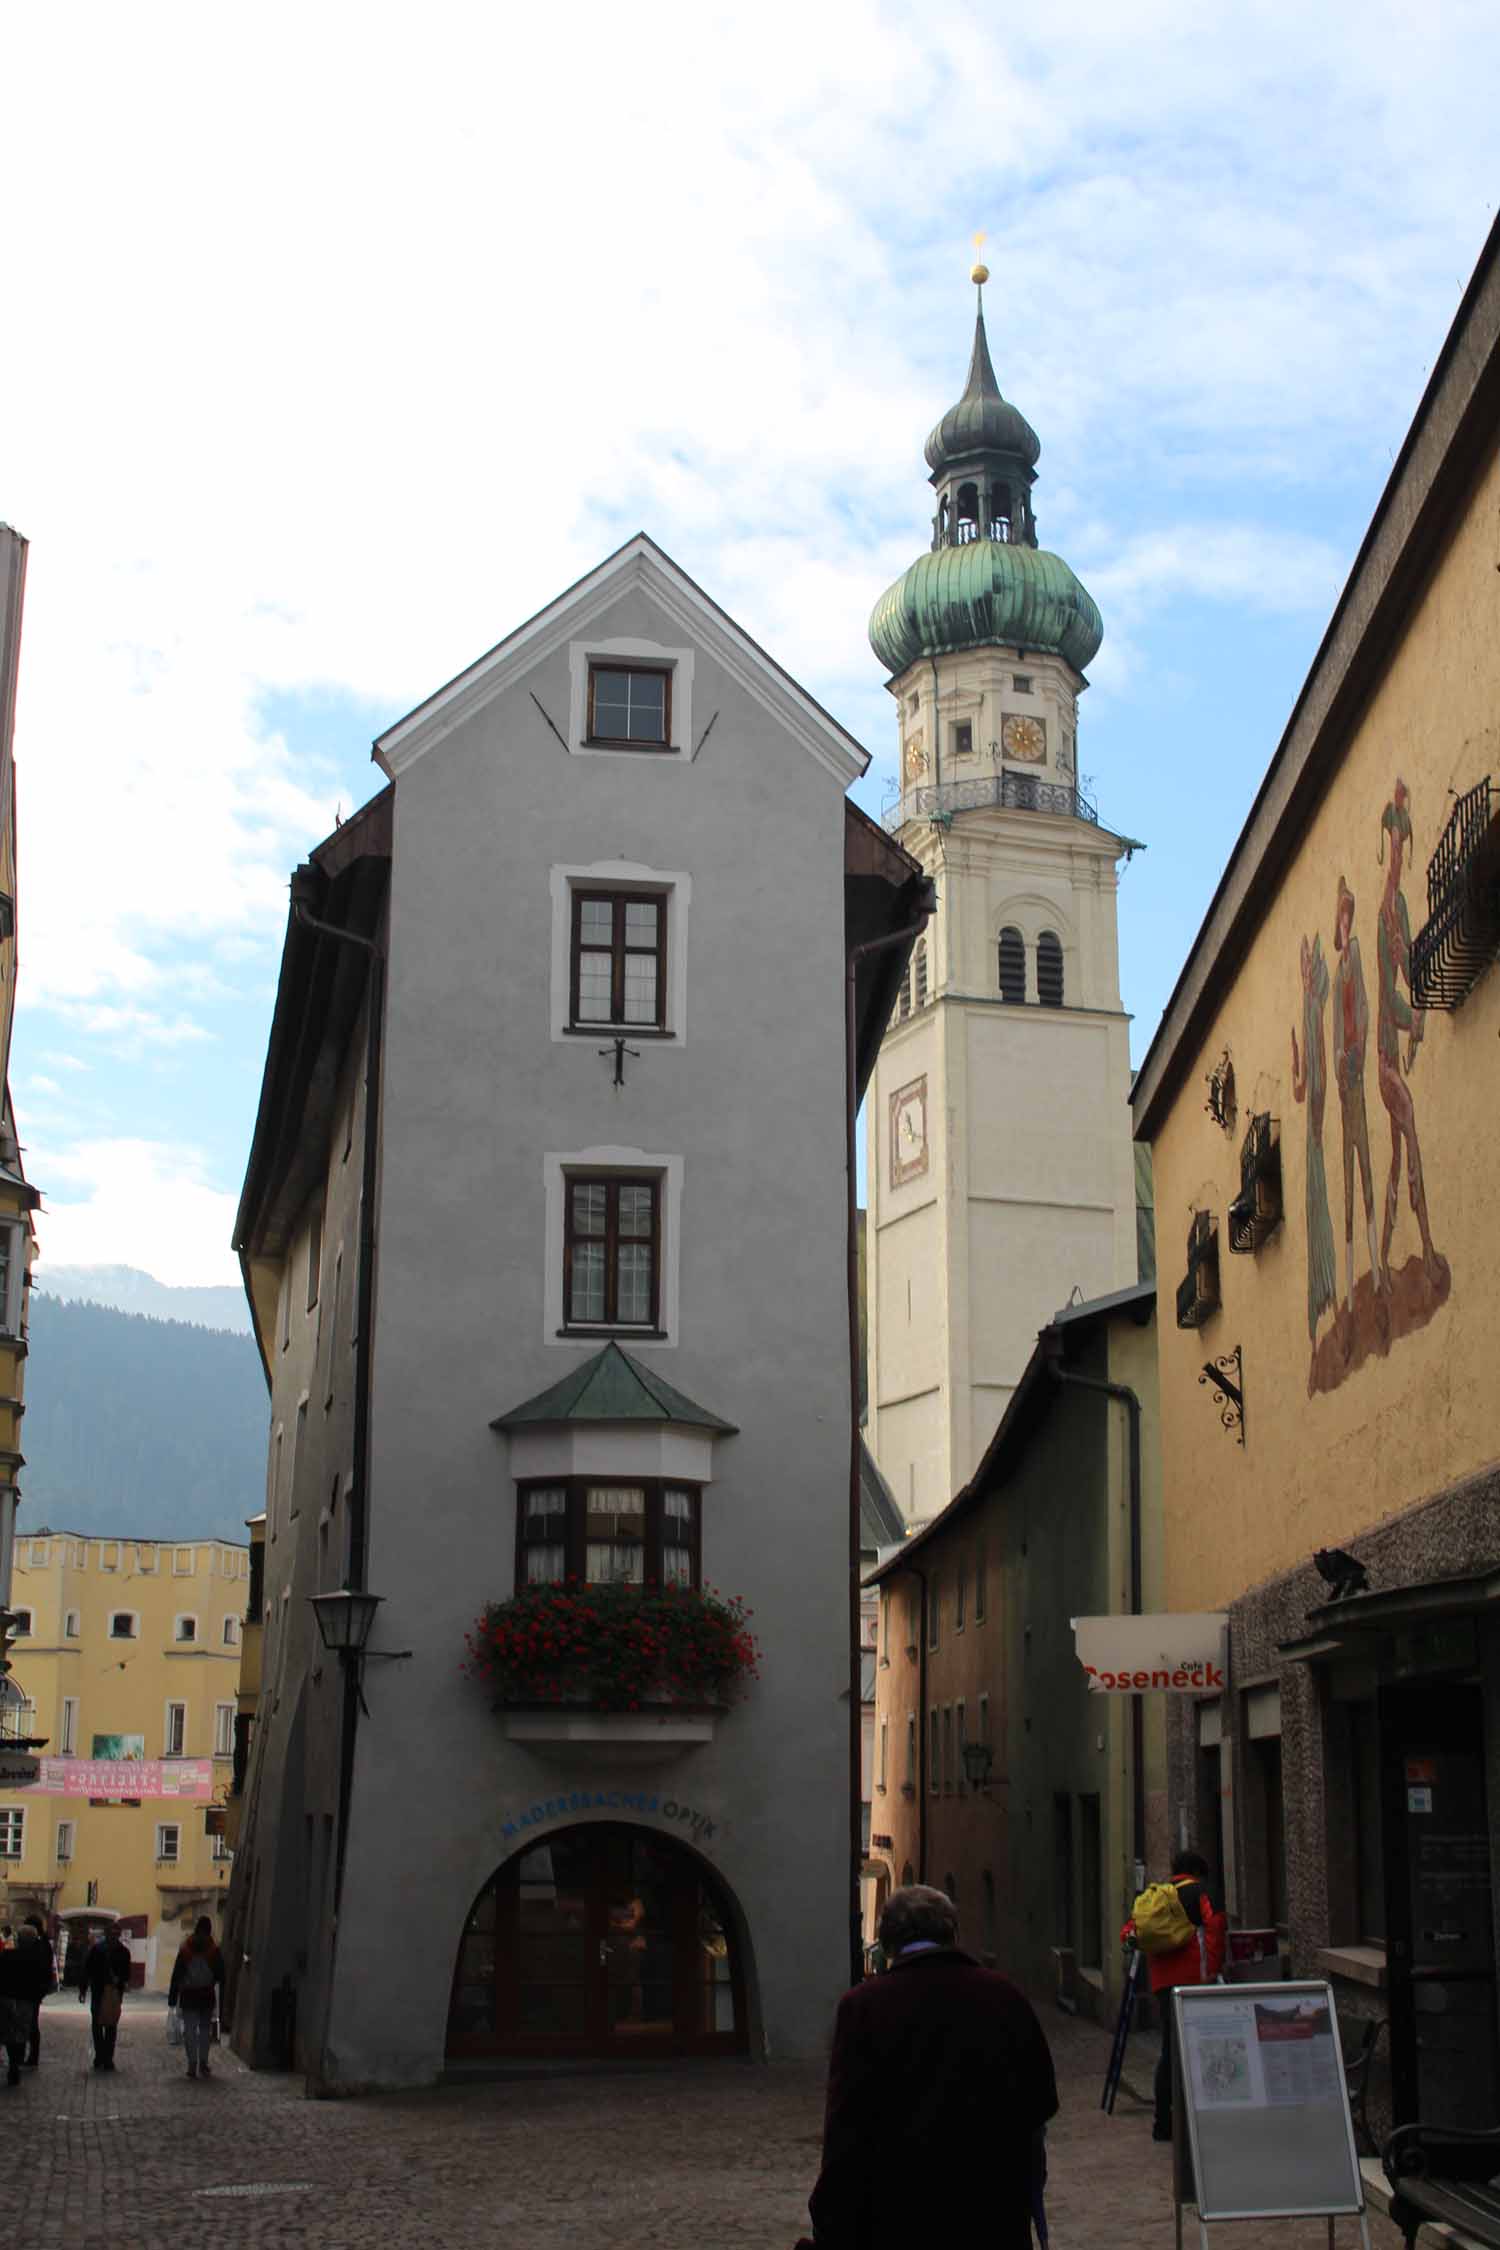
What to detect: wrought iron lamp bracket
<box><xmin>1199</xmin><ymin>1347</ymin><xmax>1245</xmax><ymax>1446</ymax></box>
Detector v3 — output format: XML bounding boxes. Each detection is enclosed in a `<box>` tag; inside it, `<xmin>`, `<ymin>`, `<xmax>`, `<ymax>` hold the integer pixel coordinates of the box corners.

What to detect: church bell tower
<box><xmin>864</xmin><ymin>263</ymin><xmax>1139</xmax><ymax>1528</ymax></box>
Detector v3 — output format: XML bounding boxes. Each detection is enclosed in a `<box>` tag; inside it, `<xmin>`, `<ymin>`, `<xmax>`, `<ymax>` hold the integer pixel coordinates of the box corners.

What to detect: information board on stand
<box><xmin>1172</xmin><ymin>1981</ymin><xmax>1370</xmax><ymax>2250</ymax></box>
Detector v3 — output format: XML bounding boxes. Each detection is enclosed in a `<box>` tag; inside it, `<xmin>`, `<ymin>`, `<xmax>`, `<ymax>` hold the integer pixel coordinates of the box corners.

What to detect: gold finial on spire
<box><xmin>971</xmin><ymin>229</ymin><xmax>990</xmax><ymax>287</ymax></box>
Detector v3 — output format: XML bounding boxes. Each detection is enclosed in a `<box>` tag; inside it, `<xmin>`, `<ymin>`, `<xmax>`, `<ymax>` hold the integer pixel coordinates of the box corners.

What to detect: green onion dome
<box><xmin>924</xmin><ymin>373</ymin><xmax>1039</xmax><ymax>475</ymax></box>
<box><xmin>869</xmin><ymin>539</ymin><xmax>1103</xmax><ymax>678</ymax></box>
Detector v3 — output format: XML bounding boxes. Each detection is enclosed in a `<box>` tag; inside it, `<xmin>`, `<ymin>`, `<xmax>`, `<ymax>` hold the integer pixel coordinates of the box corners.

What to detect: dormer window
<box><xmin>586</xmin><ymin>662</ymin><xmax>670</xmax><ymax>748</ymax></box>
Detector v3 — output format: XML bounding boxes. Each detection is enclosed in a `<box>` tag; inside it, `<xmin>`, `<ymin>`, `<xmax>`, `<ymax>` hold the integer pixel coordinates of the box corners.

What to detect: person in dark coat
<box><xmin>168</xmin><ymin>1917</ymin><xmax>226</xmax><ymax>2079</ymax></box>
<box><xmin>76</xmin><ymin>1927</ymin><xmax>133</xmax><ymax>2071</ymax></box>
<box><xmin>802</xmin><ymin>1884</ymin><xmax>1058</xmax><ymax>2250</ymax></box>
<box><xmin>13</xmin><ymin>1915</ymin><xmax>56</xmax><ymax>2066</ymax></box>
<box><xmin>0</xmin><ymin>1939</ymin><xmax>30</xmax><ymax>2085</ymax></box>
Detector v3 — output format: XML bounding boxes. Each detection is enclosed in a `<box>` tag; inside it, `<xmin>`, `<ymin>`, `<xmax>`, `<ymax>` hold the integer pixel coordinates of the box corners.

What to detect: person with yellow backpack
<box><xmin>1122</xmin><ymin>1850</ymin><xmax>1227</xmax><ymax>2142</ymax></box>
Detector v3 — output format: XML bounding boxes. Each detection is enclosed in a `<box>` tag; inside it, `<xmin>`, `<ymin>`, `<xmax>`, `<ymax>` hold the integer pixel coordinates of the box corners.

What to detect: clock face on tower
<box><xmin>889</xmin><ymin>1075</ymin><xmax>929</xmax><ymax>1188</ymax></box>
<box><xmin>1002</xmin><ymin>713</ymin><xmax>1047</xmax><ymax>763</ymax></box>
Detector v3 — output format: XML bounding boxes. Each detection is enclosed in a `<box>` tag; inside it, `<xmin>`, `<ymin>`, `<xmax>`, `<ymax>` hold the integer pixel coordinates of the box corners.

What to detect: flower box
<box><xmin>464</xmin><ymin>1581</ymin><xmax>761</xmax><ymax>1722</ymax></box>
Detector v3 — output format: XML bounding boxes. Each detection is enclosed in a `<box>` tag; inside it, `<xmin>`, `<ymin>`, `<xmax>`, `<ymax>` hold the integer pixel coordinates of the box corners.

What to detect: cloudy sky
<box><xmin>4</xmin><ymin>2</ymin><xmax>1498</xmax><ymax>1284</ymax></box>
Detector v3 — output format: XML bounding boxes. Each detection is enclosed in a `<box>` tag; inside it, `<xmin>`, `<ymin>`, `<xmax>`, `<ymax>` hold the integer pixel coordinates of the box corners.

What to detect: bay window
<box><xmin>517</xmin><ymin>1480</ymin><xmax>701</xmax><ymax>1589</ymax></box>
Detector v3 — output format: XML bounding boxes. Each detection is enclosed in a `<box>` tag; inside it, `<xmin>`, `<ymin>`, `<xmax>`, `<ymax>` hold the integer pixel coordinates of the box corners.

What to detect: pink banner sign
<box><xmin>23</xmin><ymin>1757</ymin><xmax>215</xmax><ymax>1800</ymax></box>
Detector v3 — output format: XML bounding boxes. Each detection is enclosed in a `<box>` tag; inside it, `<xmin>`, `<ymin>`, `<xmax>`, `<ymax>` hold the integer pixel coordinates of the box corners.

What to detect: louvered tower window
<box><xmin>1037</xmin><ymin>931</ymin><xmax>1064</xmax><ymax>1007</ymax></box>
<box><xmin>913</xmin><ymin>940</ymin><xmax>929</xmax><ymax>1008</ymax></box>
<box><xmin>997</xmin><ymin>927</ymin><xmax>1025</xmax><ymax>1004</ymax></box>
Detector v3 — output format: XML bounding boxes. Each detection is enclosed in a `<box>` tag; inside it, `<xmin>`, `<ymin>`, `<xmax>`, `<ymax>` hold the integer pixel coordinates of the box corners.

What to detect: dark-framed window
<box><xmin>570</xmin><ymin>890</ymin><xmax>667</xmax><ymax>1030</ymax></box>
<box><xmin>586</xmin><ymin>662</ymin><xmax>671</xmax><ymax>748</ymax></box>
<box><xmin>516</xmin><ymin>1479</ymin><xmax>701</xmax><ymax>1588</ymax></box>
<box><xmin>563</xmin><ymin>1173</ymin><xmax>661</xmax><ymax>1331</ymax></box>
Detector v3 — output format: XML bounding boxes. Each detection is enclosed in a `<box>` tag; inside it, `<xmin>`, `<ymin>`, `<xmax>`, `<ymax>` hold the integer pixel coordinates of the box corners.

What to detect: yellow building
<box><xmin>1132</xmin><ymin>215</ymin><xmax>1500</xmax><ymax>2136</ymax></box>
<box><xmin>0</xmin><ymin>526</ymin><xmax>37</xmax><ymax>1616</ymax></box>
<box><xmin>0</xmin><ymin>1531</ymin><xmax>247</xmax><ymax>1988</ymax></box>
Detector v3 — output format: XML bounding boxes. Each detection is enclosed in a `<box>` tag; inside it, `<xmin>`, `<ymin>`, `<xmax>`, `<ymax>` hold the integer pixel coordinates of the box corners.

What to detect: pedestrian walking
<box><xmin>13</xmin><ymin>1914</ymin><xmax>56</xmax><ymax>2066</ymax></box>
<box><xmin>76</xmin><ymin>1925</ymin><xmax>133</xmax><ymax>2072</ymax></box>
<box><xmin>1122</xmin><ymin>1848</ymin><xmax>1227</xmax><ymax>2142</ymax></box>
<box><xmin>0</xmin><ymin>1933</ymin><xmax>30</xmax><ymax>2085</ymax></box>
<box><xmin>168</xmin><ymin>1916</ymin><xmax>225</xmax><ymax>2080</ymax></box>
<box><xmin>799</xmin><ymin>1884</ymin><xmax>1058</xmax><ymax>2250</ymax></box>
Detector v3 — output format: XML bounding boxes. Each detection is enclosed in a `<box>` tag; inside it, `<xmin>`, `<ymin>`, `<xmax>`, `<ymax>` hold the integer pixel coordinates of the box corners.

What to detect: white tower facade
<box><xmin>864</xmin><ymin>293</ymin><xmax>1138</xmax><ymax>1527</ymax></box>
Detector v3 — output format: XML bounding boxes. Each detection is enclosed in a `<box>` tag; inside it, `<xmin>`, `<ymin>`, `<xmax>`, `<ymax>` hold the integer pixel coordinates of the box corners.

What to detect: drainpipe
<box><xmin>907</xmin><ymin>1560</ymin><xmax>929</xmax><ymax>1885</ymax></box>
<box><xmin>289</xmin><ymin>872</ymin><xmax>384</xmax><ymax>1922</ymax></box>
<box><xmin>845</xmin><ymin>894</ymin><xmax>934</xmax><ymax>1984</ymax></box>
<box><xmin>1045</xmin><ymin>1352</ymin><xmax>1146</xmax><ymax>1887</ymax></box>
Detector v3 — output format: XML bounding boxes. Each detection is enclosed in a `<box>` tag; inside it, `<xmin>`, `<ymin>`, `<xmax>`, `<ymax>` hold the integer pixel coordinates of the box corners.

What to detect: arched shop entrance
<box><xmin>447</xmin><ymin>1823</ymin><xmax>748</xmax><ymax>2060</ymax></box>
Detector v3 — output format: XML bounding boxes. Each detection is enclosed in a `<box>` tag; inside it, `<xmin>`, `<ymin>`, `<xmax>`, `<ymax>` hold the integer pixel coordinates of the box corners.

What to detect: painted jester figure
<box><xmin>1331</xmin><ymin>874</ymin><xmax>1379</xmax><ymax>1341</ymax></box>
<box><xmin>1291</xmin><ymin>930</ymin><xmax>1338</xmax><ymax>1387</ymax></box>
<box><xmin>1375</xmin><ymin>780</ymin><xmax>1445</xmax><ymax>1291</ymax></box>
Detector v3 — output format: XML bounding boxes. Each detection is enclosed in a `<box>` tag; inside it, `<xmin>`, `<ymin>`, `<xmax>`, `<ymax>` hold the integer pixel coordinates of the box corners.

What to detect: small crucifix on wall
<box><xmin>598</xmin><ymin>1037</ymin><xmax>640</xmax><ymax>1087</ymax></box>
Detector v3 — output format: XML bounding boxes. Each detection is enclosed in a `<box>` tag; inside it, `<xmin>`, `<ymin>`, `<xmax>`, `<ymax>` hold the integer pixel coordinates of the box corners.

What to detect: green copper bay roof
<box><xmin>490</xmin><ymin>1341</ymin><xmax>739</xmax><ymax>1433</ymax></box>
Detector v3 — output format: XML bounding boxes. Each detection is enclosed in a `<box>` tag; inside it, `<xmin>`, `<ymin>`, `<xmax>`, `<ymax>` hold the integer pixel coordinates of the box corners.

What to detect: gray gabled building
<box><xmin>224</xmin><ymin>534</ymin><xmax>926</xmax><ymax>2087</ymax></box>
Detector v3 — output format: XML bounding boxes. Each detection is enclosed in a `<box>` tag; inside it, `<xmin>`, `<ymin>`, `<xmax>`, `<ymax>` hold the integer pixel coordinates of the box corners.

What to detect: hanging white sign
<box><xmin>1071</xmin><ymin>1613</ymin><xmax>1228</xmax><ymax>1693</ymax></box>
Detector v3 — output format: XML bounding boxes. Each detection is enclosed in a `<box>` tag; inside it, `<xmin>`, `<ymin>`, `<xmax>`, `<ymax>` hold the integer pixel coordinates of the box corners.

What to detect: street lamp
<box><xmin>307</xmin><ymin>1589</ymin><xmax>410</xmax><ymax>1711</ymax></box>
<box><xmin>961</xmin><ymin>1739</ymin><xmax>995</xmax><ymax>1791</ymax></box>
<box><xmin>308</xmin><ymin>1588</ymin><xmax>384</xmax><ymax>1657</ymax></box>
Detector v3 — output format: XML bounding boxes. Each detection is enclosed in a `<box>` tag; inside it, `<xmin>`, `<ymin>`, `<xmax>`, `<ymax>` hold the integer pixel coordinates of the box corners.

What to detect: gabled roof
<box><xmin>489</xmin><ymin>1341</ymin><xmax>738</xmax><ymax>1434</ymax></box>
<box><xmin>373</xmin><ymin>532</ymin><xmax>869</xmax><ymax>788</ymax></box>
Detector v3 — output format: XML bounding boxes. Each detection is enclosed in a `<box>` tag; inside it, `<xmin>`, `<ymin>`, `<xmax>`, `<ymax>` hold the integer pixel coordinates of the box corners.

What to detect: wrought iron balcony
<box><xmin>1229</xmin><ymin>1113</ymin><xmax>1283</xmax><ymax>1254</ymax></box>
<box><xmin>883</xmin><ymin>772</ymin><xmax>1099</xmax><ymax>832</ymax></box>
<box><xmin>1176</xmin><ymin>1212</ymin><xmax>1221</xmax><ymax>1330</ymax></box>
<box><xmin>1411</xmin><ymin>776</ymin><xmax>1500</xmax><ymax>1009</ymax></box>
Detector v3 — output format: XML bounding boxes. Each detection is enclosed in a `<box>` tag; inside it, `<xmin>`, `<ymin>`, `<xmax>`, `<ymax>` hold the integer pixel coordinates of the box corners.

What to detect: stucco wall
<box><xmin>228</xmin><ymin>995</ymin><xmax>372</xmax><ymax>2065</ymax></box>
<box><xmin>322</xmin><ymin>580</ymin><xmax>855</xmax><ymax>2083</ymax></box>
<box><xmin>1148</xmin><ymin>432</ymin><xmax>1500</xmax><ymax>1614</ymax></box>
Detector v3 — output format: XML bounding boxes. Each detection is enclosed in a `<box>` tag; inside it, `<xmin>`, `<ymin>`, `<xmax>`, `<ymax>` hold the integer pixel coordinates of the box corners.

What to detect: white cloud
<box><xmin>35</xmin><ymin>1137</ymin><xmax>240</xmax><ymax>1289</ymax></box>
<box><xmin>3</xmin><ymin>0</ymin><xmax>1498</xmax><ymax>1273</ymax></box>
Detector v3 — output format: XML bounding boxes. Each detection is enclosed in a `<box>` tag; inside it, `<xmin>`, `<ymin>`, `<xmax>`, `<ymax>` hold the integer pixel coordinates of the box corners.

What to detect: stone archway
<box><xmin>447</xmin><ymin>1821</ymin><xmax>748</xmax><ymax>2060</ymax></box>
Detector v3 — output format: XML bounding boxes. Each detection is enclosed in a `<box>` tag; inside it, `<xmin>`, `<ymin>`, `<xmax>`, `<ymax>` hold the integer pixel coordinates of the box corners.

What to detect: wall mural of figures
<box><xmin>1299</xmin><ymin>777</ymin><xmax>1451</xmax><ymax>1398</ymax></box>
<box><xmin>1290</xmin><ymin>931</ymin><xmax>1338</xmax><ymax>1390</ymax></box>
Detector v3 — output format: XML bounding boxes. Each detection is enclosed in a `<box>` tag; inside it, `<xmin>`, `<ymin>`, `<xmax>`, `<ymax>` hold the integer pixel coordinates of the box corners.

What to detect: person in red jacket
<box><xmin>1123</xmin><ymin>1849</ymin><xmax>1227</xmax><ymax>2142</ymax></box>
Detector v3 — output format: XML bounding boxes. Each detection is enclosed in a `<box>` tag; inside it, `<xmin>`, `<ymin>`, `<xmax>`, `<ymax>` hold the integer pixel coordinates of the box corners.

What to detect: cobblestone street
<box><xmin>7</xmin><ymin>1993</ymin><xmax>1405</xmax><ymax>2250</ymax></box>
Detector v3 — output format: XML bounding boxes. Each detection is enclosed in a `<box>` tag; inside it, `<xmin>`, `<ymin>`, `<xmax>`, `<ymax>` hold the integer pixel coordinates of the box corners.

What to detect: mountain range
<box><xmin>41</xmin><ymin>1262</ymin><xmax>251</xmax><ymax>1333</ymax></box>
<box><xmin>20</xmin><ymin>1290</ymin><xmax>267</xmax><ymax>1545</ymax></box>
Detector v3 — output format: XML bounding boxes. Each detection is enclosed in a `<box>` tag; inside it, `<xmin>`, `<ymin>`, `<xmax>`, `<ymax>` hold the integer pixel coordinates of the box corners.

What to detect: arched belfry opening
<box><xmin>447</xmin><ymin>1823</ymin><xmax>749</xmax><ymax>2060</ymax></box>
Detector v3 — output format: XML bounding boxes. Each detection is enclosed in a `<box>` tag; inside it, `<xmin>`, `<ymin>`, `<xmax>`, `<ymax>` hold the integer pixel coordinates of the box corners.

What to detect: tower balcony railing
<box><xmin>883</xmin><ymin>772</ymin><xmax>1098</xmax><ymax>832</ymax></box>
